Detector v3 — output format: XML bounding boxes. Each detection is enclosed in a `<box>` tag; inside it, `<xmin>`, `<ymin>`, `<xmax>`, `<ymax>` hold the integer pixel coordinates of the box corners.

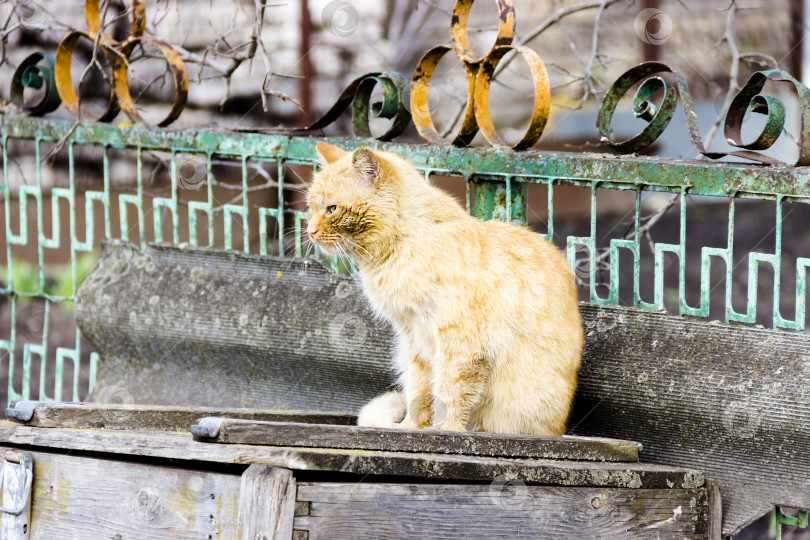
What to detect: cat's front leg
<box><xmin>433</xmin><ymin>346</ymin><xmax>490</xmax><ymax>432</ymax></box>
<box><xmin>396</xmin><ymin>354</ymin><xmax>433</xmax><ymax>429</ymax></box>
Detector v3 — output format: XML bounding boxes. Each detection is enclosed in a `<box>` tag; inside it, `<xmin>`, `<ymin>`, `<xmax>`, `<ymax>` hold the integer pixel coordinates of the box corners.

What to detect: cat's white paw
<box><xmin>434</xmin><ymin>420</ymin><xmax>467</xmax><ymax>432</ymax></box>
<box><xmin>395</xmin><ymin>416</ymin><xmax>422</xmax><ymax>429</ymax></box>
<box><xmin>357</xmin><ymin>391</ymin><xmax>406</xmax><ymax>428</ymax></box>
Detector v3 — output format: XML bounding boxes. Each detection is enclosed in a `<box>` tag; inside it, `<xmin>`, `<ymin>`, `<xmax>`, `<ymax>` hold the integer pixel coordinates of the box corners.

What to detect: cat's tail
<box><xmin>357</xmin><ymin>390</ymin><xmax>406</xmax><ymax>428</ymax></box>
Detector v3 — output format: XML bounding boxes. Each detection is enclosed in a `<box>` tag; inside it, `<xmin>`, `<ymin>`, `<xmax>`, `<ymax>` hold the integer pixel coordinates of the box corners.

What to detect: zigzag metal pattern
<box><xmin>565</xmin><ymin>188</ymin><xmax>810</xmax><ymax>331</ymax></box>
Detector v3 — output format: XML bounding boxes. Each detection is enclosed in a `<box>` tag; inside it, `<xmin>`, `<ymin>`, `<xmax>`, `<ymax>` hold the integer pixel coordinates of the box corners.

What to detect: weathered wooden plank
<box><xmin>190</xmin><ymin>417</ymin><xmax>639</xmax><ymax>462</ymax></box>
<box><xmin>706</xmin><ymin>481</ymin><xmax>722</xmax><ymax>540</ymax></box>
<box><xmin>75</xmin><ymin>242</ymin><xmax>397</xmax><ymax>412</ymax></box>
<box><xmin>0</xmin><ymin>446</ymin><xmax>241</xmax><ymax>539</ymax></box>
<box><xmin>5</xmin><ymin>401</ymin><xmax>356</xmax><ymax>430</ymax></box>
<box><xmin>0</xmin><ymin>422</ymin><xmax>703</xmax><ymax>490</ymax></box>
<box><xmin>237</xmin><ymin>466</ymin><xmax>295</xmax><ymax>540</ymax></box>
<box><xmin>294</xmin><ymin>483</ymin><xmax>712</xmax><ymax>539</ymax></box>
<box><xmin>570</xmin><ymin>303</ymin><xmax>810</xmax><ymax>536</ymax></box>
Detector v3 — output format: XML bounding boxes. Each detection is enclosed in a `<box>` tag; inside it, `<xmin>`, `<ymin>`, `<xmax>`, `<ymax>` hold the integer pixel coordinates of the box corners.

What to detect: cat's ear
<box><xmin>352</xmin><ymin>147</ymin><xmax>380</xmax><ymax>185</ymax></box>
<box><xmin>316</xmin><ymin>142</ymin><xmax>347</xmax><ymax>165</ymax></box>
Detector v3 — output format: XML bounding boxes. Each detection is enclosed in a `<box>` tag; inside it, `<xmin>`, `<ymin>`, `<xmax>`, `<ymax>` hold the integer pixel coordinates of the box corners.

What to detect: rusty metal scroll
<box><xmin>411</xmin><ymin>0</ymin><xmax>551</xmax><ymax>150</ymax></box>
<box><xmin>52</xmin><ymin>0</ymin><xmax>187</xmax><ymax>126</ymax></box>
<box><xmin>598</xmin><ymin>61</ymin><xmax>810</xmax><ymax>166</ymax></box>
<box><xmin>11</xmin><ymin>53</ymin><xmax>61</xmax><ymax>116</ymax></box>
<box><xmin>301</xmin><ymin>72</ymin><xmax>411</xmax><ymax>141</ymax></box>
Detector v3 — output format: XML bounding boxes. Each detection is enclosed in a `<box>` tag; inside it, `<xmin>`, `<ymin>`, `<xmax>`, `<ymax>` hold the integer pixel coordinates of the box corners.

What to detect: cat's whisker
<box><xmin>337</xmin><ymin>243</ymin><xmax>356</xmax><ymax>273</ymax></box>
<box><xmin>336</xmin><ymin>233</ymin><xmax>372</xmax><ymax>261</ymax></box>
<box><xmin>336</xmin><ymin>243</ymin><xmax>351</xmax><ymax>269</ymax></box>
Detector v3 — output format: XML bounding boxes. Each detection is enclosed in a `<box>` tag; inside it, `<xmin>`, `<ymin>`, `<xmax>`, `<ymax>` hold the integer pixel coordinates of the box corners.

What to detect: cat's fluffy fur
<box><xmin>307</xmin><ymin>143</ymin><xmax>583</xmax><ymax>435</ymax></box>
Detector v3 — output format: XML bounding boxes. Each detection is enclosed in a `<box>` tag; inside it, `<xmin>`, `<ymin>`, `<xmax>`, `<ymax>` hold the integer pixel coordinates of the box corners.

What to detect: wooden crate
<box><xmin>0</xmin><ymin>402</ymin><xmax>720</xmax><ymax>539</ymax></box>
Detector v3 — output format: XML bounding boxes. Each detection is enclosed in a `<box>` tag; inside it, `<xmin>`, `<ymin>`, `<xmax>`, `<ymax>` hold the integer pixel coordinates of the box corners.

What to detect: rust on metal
<box><xmin>450</xmin><ymin>0</ymin><xmax>515</xmax><ymax>64</ymax></box>
<box><xmin>54</xmin><ymin>31</ymin><xmax>121</xmax><ymax>121</ymax></box>
<box><xmin>84</xmin><ymin>0</ymin><xmax>145</xmax><ymax>42</ymax></box>
<box><xmin>53</xmin><ymin>0</ymin><xmax>186</xmax><ymax>127</ymax></box>
<box><xmin>114</xmin><ymin>37</ymin><xmax>189</xmax><ymax>128</ymax></box>
<box><xmin>10</xmin><ymin>53</ymin><xmax>61</xmax><ymax>116</ymax></box>
<box><xmin>9</xmin><ymin>0</ymin><xmax>810</xmax><ymax>164</ymax></box>
<box><xmin>411</xmin><ymin>0</ymin><xmax>548</xmax><ymax>149</ymax></box>
<box><xmin>473</xmin><ymin>45</ymin><xmax>550</xmax><ymax>150</ymax></box>
<box><xmin>598</xmin><ymin>61</ymin><xmax>810</xmax><ymax>166</ymax></box>
<box><xmin>301</xmin><ymin>72</ymin><xmax>411</xmax><ymax>141</ymax></box>
<box><xmin>411</xmin><ymin>45</ymin><xmax>479</xmax><ymax>146</ymax></box>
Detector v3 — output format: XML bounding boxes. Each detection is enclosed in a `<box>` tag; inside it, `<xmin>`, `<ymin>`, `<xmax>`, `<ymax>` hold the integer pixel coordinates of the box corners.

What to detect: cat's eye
<box><xmin>326</xmin><ymin>205</ymin><xmax>337</xmax><ymax>216</ymax></box>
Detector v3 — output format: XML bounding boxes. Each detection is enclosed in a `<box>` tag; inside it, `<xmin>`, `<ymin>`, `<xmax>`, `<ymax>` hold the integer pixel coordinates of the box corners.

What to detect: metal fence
<box><xmin>4</xmin><ymin>109</ymin><xmax>810</xmax><ymax>410</ymax></box>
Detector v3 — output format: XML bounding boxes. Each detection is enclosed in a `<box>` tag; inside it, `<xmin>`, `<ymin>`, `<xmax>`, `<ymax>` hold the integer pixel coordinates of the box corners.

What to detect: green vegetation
<box><xmin>1</xmin><ymin>252</ymin><xmax>99</xmax><ymax>307</ymax></box>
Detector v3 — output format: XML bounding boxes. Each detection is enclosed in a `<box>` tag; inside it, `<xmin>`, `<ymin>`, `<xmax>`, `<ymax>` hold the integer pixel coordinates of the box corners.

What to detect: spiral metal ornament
<box><xmin>412</xmin><ymin>45</ymin><xmax>479</xmax><ymax>146</ymax></box>
<box><xmin>474</xmin><ymin>45</ymin><xmax>550</xmax><ymax>151</ymax></box>
<box><xmin>410</xmin><ymin>0</ymin><xmax>551</xmax><ymax>150</ymax></box>
<box><xmin>302</xmin><ymin>72</ymin><xmax>411</xmax><ymax>141</ymax></box>
<box><xmin>11</xmin><ymin>53</ymin><xmax>61</xmax><ymax>116</ymax></box>
<box><xmin>54</xmin><ymin>31</ymin><xmax>122</xmax><ymax>122</ymax></box>
<box><xmin>723</xmin><ymin>70</ymin><xmax>810</xmax><ymax>165</ymax></box>
<box><xmin>114</xmin><ymin>37</ymin><xmax>189</xmax><ymax>128</ymax></box>
<box><xmin>52</xmin><ymin>0</ymin><xmax>187</xmax><ymax>126</ymax></box>
<box><xmin>598</xmin><ymin>61</ymin><xmax>810</xmax><ymax>166</ymax></box>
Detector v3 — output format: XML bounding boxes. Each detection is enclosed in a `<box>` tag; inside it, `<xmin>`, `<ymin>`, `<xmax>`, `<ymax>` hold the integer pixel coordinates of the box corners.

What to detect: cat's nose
<box><xmin>306</xmin><ymin>223</ymin><xmax>318</xmax><ymax>238</ymax></box>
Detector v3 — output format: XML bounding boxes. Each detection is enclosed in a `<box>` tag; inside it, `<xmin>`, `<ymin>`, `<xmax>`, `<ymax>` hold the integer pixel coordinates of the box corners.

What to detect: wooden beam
<box><xmin>706</xmin><ymin>480</ymin><xmax>722</xmax><ymax>540</ymax></box>
<box><xmin>191</xmin><ymin>417</ymin><xmax>640</xmax><ymax>462</ymax></box>
<box><xmin>294</xmin><ymin>482</ymin><xmax>713</xmax><ymax>539</ymax></box>
<box><xmin>237</xmin><ymin>466</ymin><xmax>295</xmax><ymax>540</ymax></box>
<box><xmin>5</xmin><ymin>401</ymin><xmax>356</xmax><ymax>431</ymax></box>
<box><xmin>0</xmin><ymin>422</ymin><xmax>703</xmax><ymax>490</ymax></box>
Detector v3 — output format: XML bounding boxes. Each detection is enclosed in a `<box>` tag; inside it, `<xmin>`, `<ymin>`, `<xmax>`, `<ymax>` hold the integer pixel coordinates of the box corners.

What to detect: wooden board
<box><xmin>0</xmin><ymin>422</ymin><xmax>703</xmax><ymax>490</ymax></box>
<box><xmin>5</xmin><ymin>401</ymin><xmax>356</xmax><ymax>430</ymax></box>
<box><xmin>190</xmin><ymin>417</ymin><xmax>640</xmax><ymax>462</ymax></box>
<box><xmin>293</xmin><ymin>482</ymin><xmax>713</xmax><ymax>539</ymax></box>
<box><xmin>238</xmin><ymin>465</ymin><xmax>296</xmax><ymax>540</ymax></box>
<box><xmin>0</xmin><ymin>446</ymin><xmax>241</xmax><ymax>539</ymax></box>
<box><xmin>570</xmin><ymin>303</ymin><xmax>810</xmax><ymax>536</ymax></box>
<box><xmin>75</xmin><ymin>242</ymin><xmax>397</xmax><ymax>412</ymax></box>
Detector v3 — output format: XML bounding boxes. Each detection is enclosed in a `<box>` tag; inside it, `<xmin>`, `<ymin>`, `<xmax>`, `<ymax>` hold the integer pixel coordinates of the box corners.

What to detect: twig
<box><xmin>702</xmin><ymin>1</ymin><xmax>750</xmax><ymax>150</ymax></box>
<box><xmin>492</xmin><ymin>0</ymin><xmax>623</xmax><ymax>79</ymax></box>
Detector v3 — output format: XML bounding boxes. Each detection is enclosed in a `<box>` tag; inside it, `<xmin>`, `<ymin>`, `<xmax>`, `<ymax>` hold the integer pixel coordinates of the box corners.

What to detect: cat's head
<box><xmin>306</xmin><ymin>143</ymin><xmax>399</xmax><ymax>259</ymax></box>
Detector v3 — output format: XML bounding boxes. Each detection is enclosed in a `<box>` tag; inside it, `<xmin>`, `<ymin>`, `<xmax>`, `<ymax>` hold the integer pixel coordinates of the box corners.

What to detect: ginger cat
<box><xmin>307</xmin><ymin>143</ymin><xmax>583</xmax><ymax>436</ymax></box>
